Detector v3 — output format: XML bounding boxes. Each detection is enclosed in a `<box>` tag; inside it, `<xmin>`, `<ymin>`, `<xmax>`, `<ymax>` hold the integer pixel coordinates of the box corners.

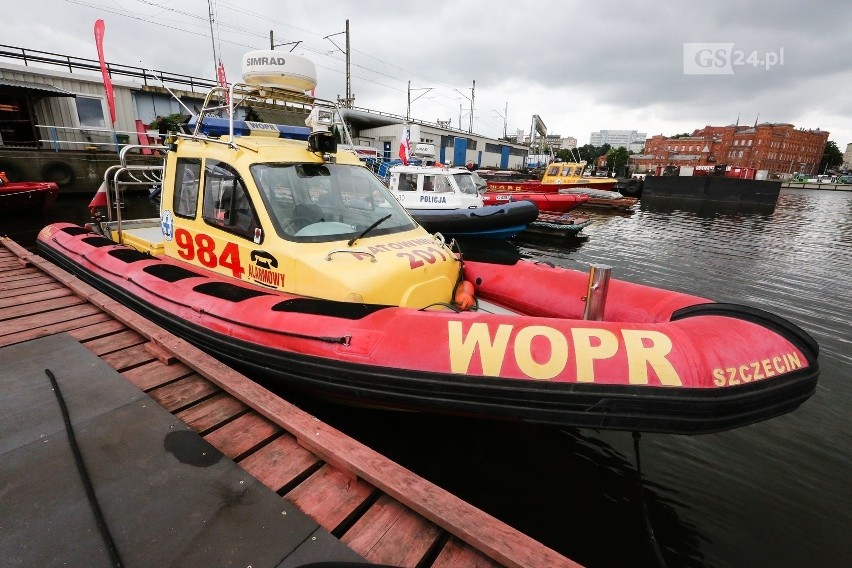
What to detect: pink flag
<box><xmin>93</xmin><ymin>19</ymin><xmax>116</xmax><ymax>125</ymax></box>
<box><xmin>399</xmin><ymin>125</ymin><xmax>411</xmax><ymax>165</ymax></box>
<box><xmin>88</xmin><ymin>180</ymin><xmax>108</xmax><ymax>215</ymax></box>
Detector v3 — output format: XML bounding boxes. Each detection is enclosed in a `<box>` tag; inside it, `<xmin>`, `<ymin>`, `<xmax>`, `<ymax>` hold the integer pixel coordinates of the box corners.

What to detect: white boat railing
<box><xmin>35</xmin><ymin>124</ymin><xmax>152</xmax><ymax>153</ymax></box>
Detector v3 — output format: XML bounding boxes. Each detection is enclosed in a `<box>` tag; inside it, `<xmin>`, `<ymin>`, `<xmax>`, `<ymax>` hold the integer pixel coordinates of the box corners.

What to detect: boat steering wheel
<box><xmin>282</xmin><ymin>216</ymin><xmax>316</xmax><ymax>234</ymax></box>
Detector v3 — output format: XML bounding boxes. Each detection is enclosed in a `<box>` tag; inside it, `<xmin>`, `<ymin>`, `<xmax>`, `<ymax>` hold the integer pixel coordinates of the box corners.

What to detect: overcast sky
<box><xmin>4</xmin><ymin>0</ymin><xmax>851</xmax><ymax>147</ymax></box>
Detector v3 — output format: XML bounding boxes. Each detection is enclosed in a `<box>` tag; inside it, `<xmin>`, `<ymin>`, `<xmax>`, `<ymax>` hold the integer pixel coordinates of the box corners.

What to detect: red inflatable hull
<box><xmin>37</xmin><ymin>223</ymin><xmax>819</xmax><ymax>434</ymax></box>
<box><xmin>481</xmin><ymin>192</ymin><xmax>589</xmax><ymax>214</ymax></box>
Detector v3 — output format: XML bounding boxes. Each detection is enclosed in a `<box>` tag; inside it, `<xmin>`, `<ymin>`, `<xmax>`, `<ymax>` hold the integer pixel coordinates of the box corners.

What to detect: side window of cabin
<box><xmin>547</xmin><ymin>165</ymin><xmax>560</xmax><ymax>176</ymax></box>
<box><xmin>562</xmin><ymin>167</ymin><xmax>572</xmax><ymax>176</ymax></box>
<box><xmin>398</xmin><ymin>173</ymin><xmax>416</xmax><ymax>191</ymax></box>
<box><xmin>173</xmin><ymin>158</ymin><xmax>201</xmax><ymax>218</ymax></box>
<box><xmin>202</xmin><ymin>159</ymin><xmax>260</xmax><ymax>239</ymax></box>
<box><xmin>574</xmin><ymin>166</ymin><xmax>583</xmax><ymax>176</ymax></box>
<box><xmin>422</xmin><ymin>176</ymin><xmax>434</xmax><ymax>192</ymax></box>
<box><xmin>434</xmin><ymin>175</ymin><xmax>453</xmax><ymax>193</ymax></box>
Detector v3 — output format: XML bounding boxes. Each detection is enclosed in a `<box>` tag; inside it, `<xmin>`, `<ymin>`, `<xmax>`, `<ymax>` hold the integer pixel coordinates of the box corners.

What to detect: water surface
<box><xmin>4</xmin><ymin>187</ymin><xmax>850</xmax><ymax>567</ymax></box>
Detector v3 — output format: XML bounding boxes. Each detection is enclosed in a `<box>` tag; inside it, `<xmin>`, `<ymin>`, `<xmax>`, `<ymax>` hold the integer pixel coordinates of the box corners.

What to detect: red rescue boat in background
<box><xmin>481</xmin><ymin>191</ymin><xmax>589</xmax><ymax>214</ymax></box>
<box><xmin>0</xmin><ymin>171</ymin><xmax>59</xmax><ymax>214</ymax></box>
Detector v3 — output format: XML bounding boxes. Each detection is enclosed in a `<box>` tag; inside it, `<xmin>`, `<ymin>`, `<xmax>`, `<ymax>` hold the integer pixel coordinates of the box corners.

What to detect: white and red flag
<box><xmin>399</xmin><ymin>125</ymin><xmax>411</xmax><ymax>165</ymax></box>
<box><xmin>88</xmin><ymin>180</ymin><xmax>108</xmax><ymax>215</ymax></box>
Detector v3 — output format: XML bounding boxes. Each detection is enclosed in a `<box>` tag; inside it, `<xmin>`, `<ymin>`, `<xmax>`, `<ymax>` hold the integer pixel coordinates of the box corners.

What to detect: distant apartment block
<box><xmin>843</xmin><ymin>142</ymin><xmax>852</xmax><ymax>170</ymax></box>
<box><xmin>589</xmin><ymin>129</ymin><xmax>646</xmax><ymax>153</ymax></box>
<box><xmin>633</xmin><ymin>123</ymin><xmax>829</xmax><ymax>175</ymax></box>
<box><xmin>561</xmin><ymin>136</ymin><xmax>577</xmax><ymax>150</ymax></box>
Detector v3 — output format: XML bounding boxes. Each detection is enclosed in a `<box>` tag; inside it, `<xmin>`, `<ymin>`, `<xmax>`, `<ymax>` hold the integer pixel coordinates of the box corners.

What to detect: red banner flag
<box><xmin>94</xmin><ymin>19</ymin><xmax>116</xmax><ymax>125</ymax></box>
<box><xmin>217</xmin><ymin>58</ymin><xmax>230</xmax><ymax>113</ymax></box>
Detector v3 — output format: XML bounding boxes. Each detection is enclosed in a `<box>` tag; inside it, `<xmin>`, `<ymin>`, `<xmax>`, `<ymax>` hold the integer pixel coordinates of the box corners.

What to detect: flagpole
<box><xmin>207</xmin><ymin>0</ymin><xmax>218</xmax><ymax>78</ymax></box>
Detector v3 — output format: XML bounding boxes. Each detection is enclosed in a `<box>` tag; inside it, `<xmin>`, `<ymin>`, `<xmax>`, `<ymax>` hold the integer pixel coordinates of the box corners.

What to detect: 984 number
<box><xmin>174</xmin><ymin>228</ymin><xmax>245</xmax><ymax>278</ymax></box>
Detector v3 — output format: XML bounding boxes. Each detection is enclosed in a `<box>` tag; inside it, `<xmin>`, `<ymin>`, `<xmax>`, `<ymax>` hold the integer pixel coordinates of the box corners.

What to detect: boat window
<box><xmin>452</xmin><ymin>173</ymin><xmax>478</xmax><ymax>195</ymax></box>
<box><xmin>423</xmin><ymin>176</ymin><xmax>435</xmax><ymax>192</ymax></box>
<box><xmin>547</xmin><ymin>165</ymin><xmax>560</xmax><ymax>176</ymax></box>
<box><xmin>397</xmin><ymin>173</ymin><xmax>416</xmax><ymax>191</ymax></box>
<box><xmin>561</xmin><ymin>167</ymin><xmax>573</xmax><ymax>176</ymax></box>
<box><xmin>251</xmin><ymin>162</ymin><xmax>416</xmax><ymax>242</ymax></box>
<box><xmin>202</xmin><ymin>159</ymin><xmax>260</xmax><ymax>239</ymax></box>
<box><xmin>574</xmin><ymin>166</ymin><xmax>583</xmax><ymax>176</ymax></box>
<box><xmin>173</xmin><ymin>158</ymin><xmax>201</xmax><ymax>218</ymax></box>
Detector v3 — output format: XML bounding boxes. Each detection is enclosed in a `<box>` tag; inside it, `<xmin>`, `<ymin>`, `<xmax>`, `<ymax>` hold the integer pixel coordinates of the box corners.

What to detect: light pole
<box><xmin>324</xmin><ymin>20</ymin><xmax>353</xmax><ymax>108</ymax></box>
<box><xmin>407</xmin><ymin>81</ymin><xmax>433</xmax><ymax>122</ymax></box>
<box><xmin>454</xmin><ymin>80</ymin><xmax>475</xmax><ymax>133</ymax></box>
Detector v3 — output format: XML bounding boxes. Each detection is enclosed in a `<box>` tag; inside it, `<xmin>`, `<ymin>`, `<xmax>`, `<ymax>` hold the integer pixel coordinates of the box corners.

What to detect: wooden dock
<box><xmin>0</xmin><ymin>237</ymin><xmax>581</xmax><ymax>568</ymax></box>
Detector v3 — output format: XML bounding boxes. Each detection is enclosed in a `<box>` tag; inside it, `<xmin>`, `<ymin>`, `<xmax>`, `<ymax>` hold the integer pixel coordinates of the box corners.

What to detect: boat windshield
<box><xmin>453</xmin><ymin>173</ymin><xmax>479</xmax><ymax>195</ymax></box>
<box><xmin>250</xmin><ymin>163</ymin><xmax>416</xmax><ymax>242</ymax></box>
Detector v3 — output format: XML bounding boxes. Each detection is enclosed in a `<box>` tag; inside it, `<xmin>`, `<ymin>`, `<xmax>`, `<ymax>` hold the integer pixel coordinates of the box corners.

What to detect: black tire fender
<box><xmin>41</xmin><ymin>161</ymin><xmax>75</xmax><ymax>186</ymax></box>
<box><xmin>621</xmin><ymin>178</ymin><xmax>642</xmax><ymax>197</ymax></box>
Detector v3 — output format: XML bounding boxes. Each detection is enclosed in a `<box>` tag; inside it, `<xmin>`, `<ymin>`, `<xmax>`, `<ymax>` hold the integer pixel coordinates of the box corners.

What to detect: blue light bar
<box><xmin>187</xmin><ymin>116</ymin><xmax>311</xmax><ymax>140</ymax></box>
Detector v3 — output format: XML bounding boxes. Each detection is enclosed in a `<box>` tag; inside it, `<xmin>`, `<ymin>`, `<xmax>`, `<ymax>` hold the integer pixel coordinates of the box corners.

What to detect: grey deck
<box><xmin>0</xmin><ymin>333</ymin><xmax>366</xmax><ymax>567</ymax></box>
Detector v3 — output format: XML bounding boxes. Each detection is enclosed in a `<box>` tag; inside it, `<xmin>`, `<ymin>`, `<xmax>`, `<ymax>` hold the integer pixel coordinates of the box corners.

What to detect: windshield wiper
<box><xmin>349</xmin><ymin>214</ymin><xmax>391</xmax><ymax>246</ymax></box>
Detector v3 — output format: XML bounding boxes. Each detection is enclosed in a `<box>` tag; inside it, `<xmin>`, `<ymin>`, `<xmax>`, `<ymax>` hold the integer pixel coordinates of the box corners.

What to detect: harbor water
<box><xmin>3</xmin><ymin>187</ymin><xmax>850</xmax><ymax>567</ymax></box>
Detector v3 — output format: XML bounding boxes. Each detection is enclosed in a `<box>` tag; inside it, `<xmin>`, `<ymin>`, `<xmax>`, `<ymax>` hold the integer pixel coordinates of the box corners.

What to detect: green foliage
<box><xmin>820</xmin><ymin>141</ymin><xmax>843</xmax><ymax>172</ymax></box>
<box><xmin>606</xmin><ymin>146</ymin><xmax>630</xmax><ymax>174</ymax></box>
<box><xmin>149</xmin><ymin>112</ymin><xmax>183</xmax><ymax>132</ymax></box>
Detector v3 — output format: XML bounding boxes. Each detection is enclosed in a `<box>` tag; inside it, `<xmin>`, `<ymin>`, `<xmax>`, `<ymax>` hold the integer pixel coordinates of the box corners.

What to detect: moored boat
<box><xmin>558</xmin><ymin>187</ymin><xmax>639</xmax><ymax>211</ymax></box>
<box><xmin>486</xmin><ymin>160</ymin><xmax>619</xmax><ymax>193</ymax></box>
<box><xmin>388</xmin><ymin>163</ymin><xmax>539</xmax><ymax>238</ymax></box>
<box><xmin>36</xmin><ymin>52</ymin><xmax>819</xmax><ymax>434</ymax></box>
<box><xmin>0</xmin><ymin>172</ymin><xmax>59</xmax><ymax>214</ymax></box>
<box><xmin>481</xmin><ymin>190</ymin><xmax>589</xmax><ymax>214</ymax></box>
<box><xmin>525</xmin><ymin>213</ymin><xmax>593</xmax><ymax>237</ymax></box>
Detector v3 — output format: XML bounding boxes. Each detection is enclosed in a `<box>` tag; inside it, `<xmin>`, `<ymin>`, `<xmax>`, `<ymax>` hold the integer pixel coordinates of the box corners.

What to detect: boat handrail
<box><xmin>186</xmin><ymin>82</ymin><xmax>355</xmax><ymax>148</ymax></box>
<box><xmin>35</xmin><ymin>123</ymin><xmax>146</xmax><ymax>153</ymax></box>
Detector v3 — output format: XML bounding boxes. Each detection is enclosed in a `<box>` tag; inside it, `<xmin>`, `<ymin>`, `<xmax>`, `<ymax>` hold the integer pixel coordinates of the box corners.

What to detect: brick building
<box><xmin>632</xmin><ymin>123</ymin><xmax>829</xmax><ymax>176</ymax></box>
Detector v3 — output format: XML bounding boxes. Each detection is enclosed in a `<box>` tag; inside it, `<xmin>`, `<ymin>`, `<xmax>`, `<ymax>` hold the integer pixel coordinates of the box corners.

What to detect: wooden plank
<box><xmin>0</xmin><ymin>267</ymin><xmax>41</xmax><ymax>283</ymax></box>
<box><xmin>203</xmin><ymin>412</ymin><xmax>282</xmax><ymax>460</ymax></box>
<box><xmin>341</xmin><ymin>494</ymin><xmax>441</xmax><ymax>567</ymax></box>
<box><xmin>0</xmin><ymin>310</ymin><xmax>109</xmax><ymax>347</ymax></box>
<box><xmin>175</xmin><ymin>392</ymin><xmax>248</xmax><ymax>433</ymax></box>
<box><xmin>0</xmin><ymin>295</ymin><xmax>86</xmax><ymax>322</ymax></box>
<box><xmin>238</xmin><ymin>433</ymin><xmax>321</xmax><ymax>492</ymax></box>
<box><xmin>0</xmin><ymin>259</ymin><xmax>27</xmax><ymax>270</ymax></box>
<box><xmin>0</xmin><ymin>274</ymin><xmax>55</xmax><ymax>291</ymax></box>
<box><xmin>0</xmin><ymin>282</ymin><xmax>63</xmax><ymax>300</ymax></box>
<box><xmin>121</xmin><ymin>360</ymin><xmax>195</xmax><ymax>391</ymax></box>
<box><xmin>68</xmin><ymin>319</ymin><xmax>128</xmax><ymax>343</ymax></box>
<box><xmin>286</xmin><ymin>464</ymin><xmax>375</xmax><ymax>532</ymax></box>
<box><xmin>0</xmin><ymin>287</ymin><xmax>73</xmax><ymax>309</ymax></box>
<box><xmin>83</xmin><ymin>329</ymin><xmax>147</xmax><ymax>356</ymax></box>
<box><xmin>147</xmin><ymin>374</ymin><xmax>220</xmax><ymax>412</ymax></box>
<box><xmin>99</xmin><ymin>343</ymin><xmax>155</xmax><ymax>372</ymax></box>
<box><xmin>432</xmin><ymin>537</ymin><xmax>504</xmax><ymax>568</ymax></box>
